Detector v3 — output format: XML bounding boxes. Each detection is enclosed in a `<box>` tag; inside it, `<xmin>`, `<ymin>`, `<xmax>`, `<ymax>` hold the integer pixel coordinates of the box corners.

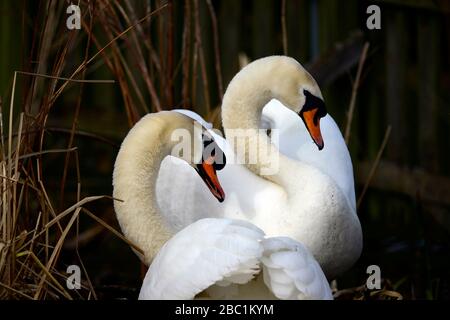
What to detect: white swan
<box><xmin>113</xmin><ymin>111</ymin><xmax>226</xmax><ymax>262</ymax></box>
<box><xmin>156</xmin><ymin>56</ymin><xmax>362</xmax><ymax>279</ymax></box>
<box><xmin>113</xmin><ymin>111</ymin><xmax>332</xmax><ymax>300</ymax></box>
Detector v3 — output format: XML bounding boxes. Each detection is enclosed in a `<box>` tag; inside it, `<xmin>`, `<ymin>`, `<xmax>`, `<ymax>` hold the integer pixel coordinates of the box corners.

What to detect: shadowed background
<box><xmin>0</xmin><ymin>0</ymin><xmax>448</xmax><ymax>299</ymax></box>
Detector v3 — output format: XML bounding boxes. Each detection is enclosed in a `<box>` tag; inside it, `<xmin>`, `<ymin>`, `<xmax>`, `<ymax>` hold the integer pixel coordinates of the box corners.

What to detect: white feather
<box><xmin>139</xmin><ymin>218</ymin><xmax>264</xmax><ymax>300</ymax></box>
<box><xmin>156</xmin><ymin>102</ymin><xmax>362</xmax><ymax>279</ymax></box>
<box><xmin>260</xmin><ymin>237</ymin><xmax>333</xmax><ymax>300</ymax></box>
<box><xmin>139</xmin><ymin>219</ymin><xmax>333</xmax><ymax>300</ymax></box>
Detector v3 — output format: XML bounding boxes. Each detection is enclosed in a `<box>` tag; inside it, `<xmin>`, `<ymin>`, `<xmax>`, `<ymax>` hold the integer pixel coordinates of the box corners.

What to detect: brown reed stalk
<box><xmin>182</xmin><ymin>0</ymin><xmax>192</xmax><ymax>108</ymax></box>
<box><xmin>345</xmin><ymin>42</ymin><xmax>370</xmax><ymax>144</ymax></box>
<box><xmin>194</xmin><ymin>0</ymin><xmax>211</xmax><ymax>113</ymax></box>
<box><xmin>206</xmin><ymin>0</ymin><xmax>224</xmax><ymax>100</ymax></box>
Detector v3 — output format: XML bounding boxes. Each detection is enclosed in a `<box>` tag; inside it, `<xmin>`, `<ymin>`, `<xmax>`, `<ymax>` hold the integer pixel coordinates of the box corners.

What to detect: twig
<box><xmin>0</xmin><ymin>281</ymin><xmax>34</xmax><ymax>299</ymax></box>
<box><xmin>52</xmin><ymin>3</ymin><xmax>169</xmax><ymax>104</ymax></box>
<box><xmin>82</xmin><ymin>208</ymin><xmax>144</xmax><ymax>256</ymax></box>
<box><xmin>206</xmin><ymin>0</ymin><xmax>224</xmax><ymax>100</ymax></box>
<box><xmin>281</xmin><ymin>0</ymin><xmax>288</xmax><ymax>55</ymax></box>
<box><xmin>33</xmin><ymin>210</ymin><xmax>81</xmax><ymax>299</ymax></box>
<box><xmin>18</xmin><ymin>147</ymin><xmax>78</xmax><ymax>161</ymax></box>
<box><xmin>46</xmin><ymin>127</ymin><xmax>119</xmax><ymax>148</ymax></box>
<box><xmin>14</xmin><ymin>71</ymin><xmax>115</xmax><ymax>83</ymax></box>
<box><xmin>357</xmin><ymin>126</ymin><xmax>392</xmax><ymax>209</ymax></box>
<box><xmin>59</xmin><ymin>10</ymin><xmax>94</xmax><ymax>210</ymax></box>
<box><xmin>23</xmin><ymin>249</ymin><xmax>73</xmax><ymax>300</ymax></box>
<box><xmin>181</xmin><ymin>0</ymin><xmax>192</xmax><ymax>108</ymax></box>
<box><xmin>344</xmin><ymin>42</ymin><xmax>370</xmax><ymax>144</ymax></box>
<box><xmin>166</xmin><ymin>0</ymin><xmax>174</xmax><ymax>107</ymax></box>
<box><xmin>194</xmin><ymin>0</ymin><xmax>211</xmax><ymax>113</ymax></box>
<box><xmin>113</xmin><ymin>1</ymin><xmax>162</xmax><ymax>113</ymax></box>
<box><xmin>9</xmin><ymin>127</ymin><xmax>119</xmax><ymax>148</ymax></box>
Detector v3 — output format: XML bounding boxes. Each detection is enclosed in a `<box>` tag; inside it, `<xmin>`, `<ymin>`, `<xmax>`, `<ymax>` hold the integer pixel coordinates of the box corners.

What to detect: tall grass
<box><xmin>0</xmin><ymin>0</ymin><xmax>162</xmax><ymax>300</ymax></box>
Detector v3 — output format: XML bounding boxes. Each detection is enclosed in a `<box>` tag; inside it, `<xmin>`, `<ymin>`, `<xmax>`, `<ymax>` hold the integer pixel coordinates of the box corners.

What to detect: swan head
<box><xmin>167</xmin><ymin>113</ymin><xmax>227</xmax><ymax>202</ymax></box>
<box><xmin>223</xmin><ymin>56</ymin><xmax>327</xmax><ymax>150</ymax></box>
<box><xmin>192</xmin><ymin>130</ymin><xmax>227</xmax><ymax>203</ymax></box>
<box><xmin>297</xmin><ymin>89</ymin><xmax>327</xmax><ymax>150</ymax></box>
<box><xmin>115</xmin><ymin>111</ymin><xmax>226</xmax><ymax>203</ymax></box>
<box><xmin>262</xmin><ymin>56</ymin><xmax>327</xmax><ymax>150</ymax></box>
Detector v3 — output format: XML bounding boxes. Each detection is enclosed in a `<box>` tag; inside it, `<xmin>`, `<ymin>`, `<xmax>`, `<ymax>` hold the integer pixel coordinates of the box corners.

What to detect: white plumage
<box><xmin>139</xmin><ymin>218</ymin><xmax>332</xmax><ymax>300</ymax></box>
<box><xmin>156</xmin><ymin>100</ymin><xmax>361</xmax><ymax>278</ymax></box>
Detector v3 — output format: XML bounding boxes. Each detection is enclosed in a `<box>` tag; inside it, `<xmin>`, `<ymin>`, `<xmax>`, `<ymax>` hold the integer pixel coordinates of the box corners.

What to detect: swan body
<box><xmin>156</xmin><ymin>103</ymin><xmax>361</xmax><ymax>278</ymax></box>
<box><xmin>138</xmin><ymin>218</ymin><xmax>333</xmax><ymax>300</ymax></box>
<box><xmin>154</xmin><ymin>57</ymin><xmax>362</xmax><ymax>279</ymax></box>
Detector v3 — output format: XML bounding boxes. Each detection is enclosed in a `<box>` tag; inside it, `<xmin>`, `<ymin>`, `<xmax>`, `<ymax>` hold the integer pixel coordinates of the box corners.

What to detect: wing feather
<box><xmin>261</xmin><ymin>237</ymin><xmax>333</xmax><ymax>300</ymax></box>
<box><xmin>139</xmin><ymin>218</ymin><xmax>264</xmax><ymax>300</ymax></box>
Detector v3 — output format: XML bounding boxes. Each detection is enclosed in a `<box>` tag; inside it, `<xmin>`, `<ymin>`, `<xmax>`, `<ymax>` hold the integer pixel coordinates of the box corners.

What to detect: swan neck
<box><xmin>113</xmin><ymin>116</ymin><xmax>175</xmax><ymax>265</ymax></box>
<box><xmin>221</xmin><ymin>71</ymin><xmax>286</xmax><ymax>184</ymax></box>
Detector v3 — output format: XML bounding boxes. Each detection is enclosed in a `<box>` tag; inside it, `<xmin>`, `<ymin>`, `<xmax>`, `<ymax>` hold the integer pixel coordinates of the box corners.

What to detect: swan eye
<box><xmin>213</xmin><ymin>150</ymin><xmax>226</xmax><ymax>171</ymax></box>
<box><xmin>303</xmin><ymin>89</ymin><xmax>327</xmax><ymax>121</ymax></box>
<box><xmin>201</xmin><ymin>132</ymin><xmax>226</xmax><ymax>171</ymax></box>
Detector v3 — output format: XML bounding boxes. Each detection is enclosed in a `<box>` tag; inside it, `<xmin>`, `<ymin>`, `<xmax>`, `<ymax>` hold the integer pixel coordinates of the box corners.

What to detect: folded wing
<box><xmin>261</xmin><ymin>237</ymin><xmax>333</xmax><ymax>300</ymax></box>
<box><xmin>139</xmin><ymin>218</ymin><xmax>264</xmax><ymax>300</ymax></box>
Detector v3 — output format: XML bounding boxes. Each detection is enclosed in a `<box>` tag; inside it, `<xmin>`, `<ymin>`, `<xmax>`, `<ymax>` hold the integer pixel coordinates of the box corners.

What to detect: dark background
<box><xmin>0</xmin><ymin>0</ymin><xmax>448</xmax><ymax>300</ymax></box>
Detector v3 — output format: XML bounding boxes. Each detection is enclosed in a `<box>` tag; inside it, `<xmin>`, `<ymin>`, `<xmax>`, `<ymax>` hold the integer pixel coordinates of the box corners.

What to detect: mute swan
<box><xmin>113</xmin><ymin>111</ymin><xmax>226</xmax><ymax>262</ymax></box>
<box><xmin>113</xmin><ymin>111</ymin><xmax>332</xmax><ymax>300</ymax></box>
<box><xmin>139</xmin><ymin>218</ymin><xmax>333</xmax><ymax>300</ymax></box>
<box><xmin>260</xmin><ymin>99</ymin><xmax>356</xmax><ymax>212</ymax></box>
<box><xmin>155</xmin><ymin>56</ymin><xmax>362</xmax><ymax>279</ymax></box>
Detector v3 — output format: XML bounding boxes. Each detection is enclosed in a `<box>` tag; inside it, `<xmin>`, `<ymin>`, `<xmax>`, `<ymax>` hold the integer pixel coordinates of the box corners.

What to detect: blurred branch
<box><xmin>345</xmin><ymin>42</ymin><xmax>370</xmax><ymax>144</ymax></box>
<box><xmin>181</xmin><ymin>0</ymin><xmax>192</xmax><ymax>108</ymax></box>
<box><xmin>46</xmin><ymin>127</ymin><xmax>119</xmax><ymax>148</ymax></box>
<box><xmin>307</xmin><ymin>31</ymin><xmax>365</xmax><ymax>86</ymax></box>
<box><xmin>357</xmin><ymin>126</ymin><xmax>391</xmax><ymax>209</ymax></box>
<box><xmin>15</xmin><ymin>71</ymin><xmax>115</xmax><ymax>84</ymax></box>
<box><xmin>281</xmin><ymin>0</ymin><xmax>288</xmax><ymax>55</ymax></box>
<box><xmin>374</xmin><ymin>0</ymin><xmax>450</xmax><ymax>13</ymax></box>
<box><xmin>166</xmin><ymin>0</ymin><xmax>174</xmax><ymax>107</ymax></box>
<box><xmin>356</xmin><ymin>160</ymin><xmax>450</xmax><ymax>207</ymax></box>
<box><xmin>193</xmin><ymin>0</ymin><xmax>211</xmax><ymax>112</ymax></box>
<box><xmin>206</xmin><ymin>0</ymin><xmax>224</xmax><ymax>100</ymax></box>
<box><xmin>9</xmin><ymin>128</ymin><xmax>119</xmax><ymax>148</ymax></box>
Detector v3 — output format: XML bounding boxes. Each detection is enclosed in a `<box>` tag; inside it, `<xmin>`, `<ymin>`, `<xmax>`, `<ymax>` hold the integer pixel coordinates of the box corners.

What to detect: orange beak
<box><xmin>196</xmin><ymin>156</ymin><xmax>225</xmax><ymax>202</ymax></box>
<box><xmin>300</xmin><ymin>90</ymin><xmax>327</xmax><ymax>150</ymax></box>
<box><xmin>299</xmin><ymin>107</ymin><xmax>325</xmax><ymax>150</ymax></box>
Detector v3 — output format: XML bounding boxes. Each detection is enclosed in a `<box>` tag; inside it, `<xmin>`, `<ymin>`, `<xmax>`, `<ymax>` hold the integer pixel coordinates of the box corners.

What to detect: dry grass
<box><xmin>333</xmin><ymin>279</ymin><xmax>403</xmax><ymax>300</ymax></box>
<box><xmin>0</xmin><ymin>0</ymin><xmax>167</xmax><ymax>300</ymax></box>
<box><xmin>0</xmin><ymin>0</ymin><xmax>221</xmax><ymax>300</ymax></box>
<box><xmin>0</xmin><ymin>69</ymin><xmax>125</xmax><ymax>299</ymax></box>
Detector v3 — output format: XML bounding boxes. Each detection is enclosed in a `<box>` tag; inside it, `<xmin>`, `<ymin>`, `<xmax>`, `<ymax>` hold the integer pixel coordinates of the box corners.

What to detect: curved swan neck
<box><xmin>221</xmin><ymin>57</ymin><xmax>306</xmax><ymax>184</ymax></box>
<box><xmin>221</xmin><ymin>56</ymin><xmax>318</xmax><ymax>132</ymax></box>
<box><xmin>113</xmin><ymin>113</ymin><xmax>194</xmax><ymax>265</ymax></box>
